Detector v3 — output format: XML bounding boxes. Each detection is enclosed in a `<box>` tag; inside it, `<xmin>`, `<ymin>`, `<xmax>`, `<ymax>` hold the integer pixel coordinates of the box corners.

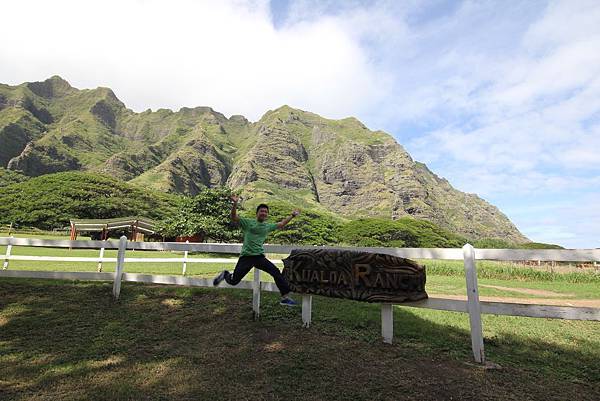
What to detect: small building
<box><xmin>69</xmin><ymin>217</ymin><xmax>156</xmax><ymax>241</ymax></box>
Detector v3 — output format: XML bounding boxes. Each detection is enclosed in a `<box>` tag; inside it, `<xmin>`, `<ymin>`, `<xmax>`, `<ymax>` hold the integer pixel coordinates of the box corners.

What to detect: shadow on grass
<box><xmin>0</xmin><ymin>278</ymin><xmax>598</xmax><ymax>401</ymax></box>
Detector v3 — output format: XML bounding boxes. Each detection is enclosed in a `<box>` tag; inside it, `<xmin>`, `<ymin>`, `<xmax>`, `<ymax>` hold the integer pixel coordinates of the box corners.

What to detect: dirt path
<box><xmin>479</xmin><ymin>284</ymin><xmax>574</xmax><ymax>297</ymax></box>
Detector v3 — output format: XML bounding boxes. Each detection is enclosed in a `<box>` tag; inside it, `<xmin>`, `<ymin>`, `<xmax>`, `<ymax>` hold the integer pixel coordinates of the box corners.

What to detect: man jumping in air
<box><xmin>213</xmin><ymin>195</ymin><xmax>300</xmax><ymax>306</ymax></box>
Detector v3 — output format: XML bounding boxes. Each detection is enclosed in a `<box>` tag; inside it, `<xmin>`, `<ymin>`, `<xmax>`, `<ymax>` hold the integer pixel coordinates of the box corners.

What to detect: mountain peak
<box><xmin>275</xmin><ymin>104</ymin><xmax>295</xmax><ymax>111</ymax></box>
<box><xmin>266</xmin><ymin>105</ymin><xmax>303</xmax><ymax>116</ymax></box>
<box><xmin>178</xmin><ymin>106</ymin><xmax>227</xmax><ymax>122</ymax></box>
<box><xmin>263</xmin><ymin>106</ymin><xmax>366</xmax><ymax>128</ymax></box>
<box><xmin>47</xmin><ymin>75</ymin><xmax>71</xmax><ymax>86</ymax></box>
<box><xmin>279</xmin><ymin>105</ymin><xmax>313</xmax><ymax>116</ymax></box>
<box><xmin>25</xmin><ymin>75</ymin><xmax>74</xmax><ymax>98</ymax></box>
<box><xmin>94</xmin><ymin>86</ymin><xmax>121</xmax><ymax>102</ymax></box>
<box><xmin>259</xmin><ymin>105</ymin><xmax>319</xmax><ymax>124</ymax></box>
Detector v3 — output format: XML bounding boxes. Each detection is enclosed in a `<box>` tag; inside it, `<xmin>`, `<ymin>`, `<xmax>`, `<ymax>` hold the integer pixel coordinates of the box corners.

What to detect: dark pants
<box><xmin>225</xmin><ymin>255</ymin><xmax>291</xmax><ymax>296</ymax></box>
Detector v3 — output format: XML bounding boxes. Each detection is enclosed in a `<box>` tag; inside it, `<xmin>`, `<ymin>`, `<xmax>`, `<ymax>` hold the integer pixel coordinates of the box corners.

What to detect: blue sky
<box><xmin>1</xmin><ymin>0</ymin><xmax>599</xmax><ymax>248</ymax></box>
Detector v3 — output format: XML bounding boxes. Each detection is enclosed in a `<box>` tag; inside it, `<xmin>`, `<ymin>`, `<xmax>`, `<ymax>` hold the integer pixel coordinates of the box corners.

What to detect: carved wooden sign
<box><xmin>282</xmin><ymin>249</ymin><xmax>427</xmax><ymax>303</ymax></box>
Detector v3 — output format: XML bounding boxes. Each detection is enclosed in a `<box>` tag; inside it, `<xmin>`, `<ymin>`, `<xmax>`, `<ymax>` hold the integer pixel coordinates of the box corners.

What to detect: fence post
<box><xmin>302</xmin><ymin>295</ymin><xmax>312</xmax><ymax>328</ymax></box>
<box><xmin>97</xmin><ymin>245</ymin><xmax>105</xmax><ymax>272</ymax></box>
<box><xmin>112</xmin><ymin>236</ymin><xmax>127</xmax><ymax>300</ymax></box>
<box><xmin>3</xmin><ymin>236</ymin><xmax>13</xmax><ymax>270</ymax></box>
<box><xmin>182</xmin><ymin>240</ymin><xmax>189</xmax><ymax>275</ymax></box>
<box><xmin>252</xmin><ymin>268</ymin><xmax>261</xmax><ymax>320</ymax></box>
<box><xmin>381</xmin><ymin>303</ymin><xmax>394</xmax><ymax>344</ymax></box>
<box><xmin>463</xmin><ymin>243</ymin><xmax>485</xmax><ymax>363</ymax></box>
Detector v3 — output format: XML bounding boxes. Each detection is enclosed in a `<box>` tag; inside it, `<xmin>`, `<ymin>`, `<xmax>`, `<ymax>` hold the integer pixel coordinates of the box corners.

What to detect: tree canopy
<box><xmin>337</xmin><ymin>217</ymin><xmax>467</xmax><ymax>248</ymax></box>
<box><xmin>247</xmin><ymin>200</ymin><xmax>342</xmax><ymax>246</ymax></box>
<box><xmin>0</xmin><ymin>171</ymin><xmax>177</xmax><ymax>230</ymax></box>
<box><xmin>0</xmin><ymin>168</ymin><xmax>29</xmax><ymax>188</ymax></box>
<box><xmin>155</xmin><ymin>187</ymin><xmax>242</xmax><ymax>242</ymax></box>
<box><xmin>1</xmin><ymin>175</ymin><xmax>554</xmax><ymax>249</ymax></box>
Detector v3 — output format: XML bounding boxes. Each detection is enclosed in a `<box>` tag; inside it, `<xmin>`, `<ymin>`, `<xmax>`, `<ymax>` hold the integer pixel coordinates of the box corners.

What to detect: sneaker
<box><xmin>213</xmin><ymin>271</ymin><xmax>227</xmax><ymax>286</ymax></box>
<box><xmin>280</xmin><ymin>298</ymin><xmax>298</xmax><ymax>306</ymax></box>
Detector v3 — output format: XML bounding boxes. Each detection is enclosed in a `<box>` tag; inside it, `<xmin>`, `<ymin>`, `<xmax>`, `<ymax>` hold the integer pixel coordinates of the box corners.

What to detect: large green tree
<box><xmin>247</xmin><ymin>200</ymin><xmax>342</xmax><ymax>246</ymax></box>
<box><xmin>337</xmin><ymin>217</ymin><xmax>467</xmax><ymax>248</ymax></box>
<box><xmin>155</xmin><ymin>187</ymin><xmax>242</xmax><ymax>242</ymax></box>
<box><xmin>0</xmin><ymin>171</ymin><xmax>177</xmax><ymax>229</ymax></box>
<box><xmin>0</xmin><ymin>168</ymin><xmax>29</xmax><ymax>188</ymax></box>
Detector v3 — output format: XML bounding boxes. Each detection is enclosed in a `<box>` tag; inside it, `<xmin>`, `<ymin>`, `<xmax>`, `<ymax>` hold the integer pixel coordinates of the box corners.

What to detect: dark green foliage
<box><xmin>473</xmin><ymin>239</ymin><xmax>563</xmax><ymax>249</ymax></box>
<box><xmin>337</xmin><ymin>218</ymin><xmax>411</xmax><ymax>247</ymax></box>
<box><xmin>519</xmin><ymin>242</ymin><xmax>564</xmax><ymax>249</ymax></box>
<box><xmin>0</xmin><ymin>167</ymin><xmax>29</xmax><ymax>188</ymax></box>
<box><xmin>396</xmin><ymin>218</ymin><xmax>467</xmax><ymax>248</ymax></box>
<box><xmin>247</xmin><ymin>200</ymin><xmax>342</xmax><ymax>245</ymax></box>
<box><xmin>155</xmin><ymin>187</ymin><xmax>242</xmax><ymax>242</ymax></box>
<box><xmin>473</xmin><ymin>238</ymin><xmax>516</xmax><ymax>249</ymax></box>
<box><xmin>0</xmin><ymin>172</ymin><xmax>177</xmax><ymax>229</ymax></box>
<box><xmin>337</xmin><ymin>217</ymin><xmax>467</xmax><ymax>248</ymax></box>
<box><xmin>0</xmin><ymin>171</ymin><xmax>468</xmax><ymax>248</ymax></box>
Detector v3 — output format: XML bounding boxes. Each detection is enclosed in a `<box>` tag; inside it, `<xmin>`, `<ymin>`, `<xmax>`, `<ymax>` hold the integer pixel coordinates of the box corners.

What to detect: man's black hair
<box><xmin>256</xmin><ymin>204</ymin><xmax>269</xmax><ymax>213</ymax></box>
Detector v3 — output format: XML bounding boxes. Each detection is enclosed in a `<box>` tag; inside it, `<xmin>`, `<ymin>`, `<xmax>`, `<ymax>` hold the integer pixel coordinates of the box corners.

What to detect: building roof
<box><xmin>69</xmin><ymin>217</ymin><xmax>156</xmax><ymax>234</ymax></box>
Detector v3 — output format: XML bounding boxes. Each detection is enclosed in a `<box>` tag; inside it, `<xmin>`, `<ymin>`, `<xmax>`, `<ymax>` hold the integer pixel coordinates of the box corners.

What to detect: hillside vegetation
<box><xmin>0</xmin><ymin>173</ymin><xmax>562</xmax><ymax>248</ymax></box>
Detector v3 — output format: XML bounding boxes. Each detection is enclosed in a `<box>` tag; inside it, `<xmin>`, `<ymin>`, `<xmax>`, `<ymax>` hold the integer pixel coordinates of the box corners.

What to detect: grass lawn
<box><xmin>427</xmin><ymin>275</ymin><xmax>600</xmax><ymax>300</ymax></box>
<box><xmin>1</xmin><ymin>233</ymin><xmax>599</xmax><ymax>399</ymax></box>
<box><xmin>1</xmin><ymin>279</ymin><xmax>599</xmax><ymax>401</ymax></box>
<box><xmin>2</xmin><ymin>258</ymin><xmax>598</xmax><ymax>301</ymax></box>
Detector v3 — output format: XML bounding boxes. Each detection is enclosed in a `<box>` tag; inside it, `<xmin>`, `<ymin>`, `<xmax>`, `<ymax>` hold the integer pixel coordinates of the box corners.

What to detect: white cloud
<box><xmin>507</xmin><ymin>193</ymin><xmax>600</xmax><ymax>248</ymax></box>
<box><xmin>523</xmin><ymin>0</ymin><xmax>600</xmax><ymax>49</ymax></box>
<box><xmin>401</xmin><ymin>0</ymin><xmax>600</xmax><ymax>180</ymax></box>
<box><xmin>0</xmin><ymin>0</ymin><xmax>384</xmax><ymax>120</ymax></box>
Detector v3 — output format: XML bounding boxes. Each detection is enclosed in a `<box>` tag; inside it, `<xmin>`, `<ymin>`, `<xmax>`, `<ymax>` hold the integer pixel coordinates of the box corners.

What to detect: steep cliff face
<box><xmin>131</xmin><ymin>133</ymin><xmax>232</xmax><ymax>195</ymax></box>
<box><xmin>0</xmin><ymin>77</ymin><xmax>527</xmax><ymax>242</ymax></box>
<box><xmin>0</xmin><ymin>108</ymin><xmax>47</xmax><ymax>166</ymax></box>
<box><xmin>7</xmin><ymin>141</ymin><xmax>81</xmax><ymax>175</ymax></box>
<box><xmin>229</xmin><ymin>106</ymin><xmax>527</xmax><ymax>242</ymax></box>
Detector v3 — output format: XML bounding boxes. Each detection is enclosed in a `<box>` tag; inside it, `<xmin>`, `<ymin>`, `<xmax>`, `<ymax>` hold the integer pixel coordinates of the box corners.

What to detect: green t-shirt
<box><xmin>239</xmin><ymin>218</ymin><xmax>278</xmax><ymax>256</ymax></box>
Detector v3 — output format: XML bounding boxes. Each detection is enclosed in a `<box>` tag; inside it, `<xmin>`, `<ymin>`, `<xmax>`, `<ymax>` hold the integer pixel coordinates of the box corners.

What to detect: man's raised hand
<box><xmin>291</xmin><ymin>209</ymin><xmax>300</xmax><ymax>217</ymax></box>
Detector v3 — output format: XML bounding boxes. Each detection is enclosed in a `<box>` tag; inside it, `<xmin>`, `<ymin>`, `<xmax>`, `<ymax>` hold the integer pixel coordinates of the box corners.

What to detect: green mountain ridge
<box><xmin>0</xmin><ymin>76</ymin><xmax>528</xmax><ymax>242</ymax></box>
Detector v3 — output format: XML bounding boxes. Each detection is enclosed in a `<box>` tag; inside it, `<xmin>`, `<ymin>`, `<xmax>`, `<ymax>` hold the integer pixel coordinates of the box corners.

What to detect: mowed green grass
<box><xmin>0</xmin><ymin>232</ymin><xmax>239</xmax><ymax>279</ymax></box>
<box><xmin>0</xmin><ymin>279</ymin><xmax>598</xmax><ymax>401</ymax></box>
<box><xmin>0</xmin><ymin>279</ymin><xmax>600</xmax><ymax>400</ymax></box>
<box><xmin>1</xmin><ymin>233</ymin><xmax>599</xmax><ymax>400</ymax></box>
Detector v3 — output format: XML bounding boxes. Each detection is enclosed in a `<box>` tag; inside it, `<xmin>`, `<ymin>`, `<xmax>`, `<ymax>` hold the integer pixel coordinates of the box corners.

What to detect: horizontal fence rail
<box><xmin>3</xmin><ymin>255</ymin><xmax>283</xmax><ymax>264</ymax></box>
<box><xmin>1</xmin><ymin>236</ymin><xmax>599</xmax><ymax>365</ymax></box>
<box><xmin>2</xmin><ymin>237</ymin><xmax>599</xmax><ymax>261</ymax></box>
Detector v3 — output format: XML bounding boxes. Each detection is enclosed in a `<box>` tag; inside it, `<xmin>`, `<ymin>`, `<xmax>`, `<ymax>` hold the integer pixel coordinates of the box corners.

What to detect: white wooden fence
<box><xmin>1</xmin><ymin>236</ymin><xmax>599</xmax><ymax>364</ymax></box>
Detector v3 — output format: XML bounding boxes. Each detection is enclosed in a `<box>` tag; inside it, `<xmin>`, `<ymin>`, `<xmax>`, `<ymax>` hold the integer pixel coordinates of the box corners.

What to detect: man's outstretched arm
<box><xmin>230</xmin><ymin>195</ymin><xmax>240</xmax><ymax>223</ymax></box>
<box><xmin>277</xmin><ymin>209</ymin><xmax>300</xmax><ymax>229</ymax></box>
